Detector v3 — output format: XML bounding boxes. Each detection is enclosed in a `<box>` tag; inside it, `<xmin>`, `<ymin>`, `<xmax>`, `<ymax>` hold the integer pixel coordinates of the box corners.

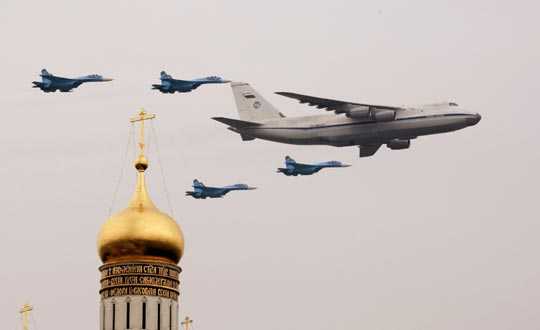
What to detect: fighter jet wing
<box><xmin>275</xmin><ymin>92</ymin><xmax>401</xmax><ymax>114</ymax></box>
<box><xmin>290</xmin><ymin>162</ymin><xmax>316</xmax><ymax>171</ymax></box>
<box><xmin>49</xmin><ymin>76</ymin><xmax>73</xmax><ymax>83</ymax></box>
<box><xmin>170</xmin><ymin>78</ymin><xmax>192</xmax><ymax>84</ymax></box>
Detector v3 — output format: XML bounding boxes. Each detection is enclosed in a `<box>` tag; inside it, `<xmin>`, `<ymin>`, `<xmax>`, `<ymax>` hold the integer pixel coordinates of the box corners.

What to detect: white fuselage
<box><xmin>238</xmin><ymin>105</ymin><xmax>481</xmax><ymax>146</ymax></box>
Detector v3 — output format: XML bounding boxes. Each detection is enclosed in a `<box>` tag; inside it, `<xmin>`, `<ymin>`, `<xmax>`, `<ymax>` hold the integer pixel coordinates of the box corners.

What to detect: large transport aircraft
<box><xmin>213</xmin><ymin>82</ymin><xmax>481</xmax><ymax>157</ymax></box>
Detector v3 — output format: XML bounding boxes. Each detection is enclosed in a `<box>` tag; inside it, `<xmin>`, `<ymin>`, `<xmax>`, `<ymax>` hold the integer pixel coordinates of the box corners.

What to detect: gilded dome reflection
<box><xmin>97</xmin><ymin>169</ymin><xmax>184</xmax><ymax>264</ymax></box>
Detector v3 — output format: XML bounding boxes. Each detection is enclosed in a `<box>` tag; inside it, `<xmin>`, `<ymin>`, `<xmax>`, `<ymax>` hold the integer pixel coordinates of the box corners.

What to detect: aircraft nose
<box><xmin>466</xmin><ymin>113</ymin><xmax>481</xmax><ymax>126</ymax></box>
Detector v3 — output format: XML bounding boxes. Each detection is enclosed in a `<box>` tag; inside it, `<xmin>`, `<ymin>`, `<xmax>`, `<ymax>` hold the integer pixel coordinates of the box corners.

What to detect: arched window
<box><xmin>157</xmin><ymin>301</ymin><xmax>161</xmax><ymax>330</ymax></box>
<box><xmin>169</xmin><ymin>304</ymin><xmax>172</xmax><ymax>330</ymax></box>
<box><xmin>142</xmin><ymin>300</ymin><xmax>147</xmax><ymax>329</ymax></box>
<box><xmin>112</xmin><ymin>301</ymin><xmax>116</xmax><ymax>330</ymax></box>
<box><xmin>126</xmin><ymin>299</ymin><xmax>131</xmax><ymax>329</ymax></box>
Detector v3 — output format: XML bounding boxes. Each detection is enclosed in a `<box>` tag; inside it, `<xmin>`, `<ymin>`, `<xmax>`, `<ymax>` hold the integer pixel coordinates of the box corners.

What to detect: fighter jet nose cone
<box><xmin>467</xmin><ymin>113</ymin><xmax>482</xmax><ymax>126</ymax></box>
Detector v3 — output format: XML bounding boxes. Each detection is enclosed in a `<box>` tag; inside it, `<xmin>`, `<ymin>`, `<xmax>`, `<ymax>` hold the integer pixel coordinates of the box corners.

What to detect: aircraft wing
<box><xmin>291</xmin><ymin>162</ymin><xmax>316</xmax><ymax>171</ymax></box>
<box><xmin>275</xmin><ymin>92</ymin><xmax>401</xmax><ymax>114</ymax></box>
<box><xmin>48</xmin><ymin>76</ymin><xmax>72</xmax><ymax>83</ymax></box>
<box><xmin>169</xmin><ymin>78</ymin><xmax>192</xmax><ymax>83</ymax></box>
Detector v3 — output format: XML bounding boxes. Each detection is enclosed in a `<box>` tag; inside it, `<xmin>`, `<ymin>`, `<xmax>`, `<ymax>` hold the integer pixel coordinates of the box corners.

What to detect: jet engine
<box><xmin>345</xmin><ymin>106</ymin><xmax>371</xmax><ymax>119</ymax></box>
<box><xmin>387</xmin><ymin>139</ymin><xmax>410</xmax><ymax>150</ymax></box>
<box><xmin>372</xmin><ymin>109</ymin><xmax>396</xmax><ymax>122</ymax></box>
<box><xmin>346</xmin><ymin>107</ymin><xmax>396</xmax><ymax>122</ymax></box>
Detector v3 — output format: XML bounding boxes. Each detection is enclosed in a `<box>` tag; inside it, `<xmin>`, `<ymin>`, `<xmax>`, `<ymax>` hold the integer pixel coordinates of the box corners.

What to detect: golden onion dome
<box><xmin>98</xmin><ymin>114</ymin><xmax>184</xmax><ymax>265</ymax></box>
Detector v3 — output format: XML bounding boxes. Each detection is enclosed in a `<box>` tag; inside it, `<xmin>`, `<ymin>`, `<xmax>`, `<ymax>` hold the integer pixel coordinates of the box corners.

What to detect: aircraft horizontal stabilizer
<box><xmin>212</xmin><ymin>117</ymin><xmax>261</xmax><ymax>129</ymax></box>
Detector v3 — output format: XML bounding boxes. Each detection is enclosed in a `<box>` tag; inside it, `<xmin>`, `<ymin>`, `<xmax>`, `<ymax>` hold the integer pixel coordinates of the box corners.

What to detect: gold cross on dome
<box><xmin>19</xmin><ymin>303</ymin><xmax>33</xmax><ymax>330</ymax></box>
<box><xmin>129</xmin><ymin>109</ymin><xmax>155</xmax><ymax>156</ymax></box>
<box><xmin>181</xmin><ymin>316</ymin><xmax>193</xmax><ymax>330</ymax></box>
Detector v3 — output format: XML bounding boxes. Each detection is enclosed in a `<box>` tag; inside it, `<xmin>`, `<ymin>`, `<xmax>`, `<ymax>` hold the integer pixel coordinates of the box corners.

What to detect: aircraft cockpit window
<box><xmin>449</xmin><ymin>102</ymin><xmax>459</xmax><ymax>107</ymax></box>
<box><xmin>243</xmin><ymin>93</ymin><xmax>256</xmax><ymax>99</ymax></box>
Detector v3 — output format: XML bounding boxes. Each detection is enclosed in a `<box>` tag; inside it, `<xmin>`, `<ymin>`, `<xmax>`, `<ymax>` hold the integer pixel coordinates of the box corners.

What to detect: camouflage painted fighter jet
<box><xmin>185</xmin><ymin>179</ymin><xmax>256</xmax><ymax>199</ymax></box>
<box><xmin>152</xmin><ymin>71</ymin><xmax>230</xmax><ymax>93</ymax></box>
<box><xmin>32</xmin><ymin>69</ymin><xmax>112</xmax><ymax>92</ymax></box>
<box><xmin>277</xmin><ymin>156</ymin><xmax>350</xmax><ymax>176</ymax></box>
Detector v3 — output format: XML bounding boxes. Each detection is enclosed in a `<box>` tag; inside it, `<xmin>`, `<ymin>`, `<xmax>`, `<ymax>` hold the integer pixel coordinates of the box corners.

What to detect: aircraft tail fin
<box><xmin>193</xmin><ymin>179</ymin><xmax>205</xmax><ymax>188</ymax></box>
<box><xmin>231</xmin><ymin>82</ymin><xmax>285</xmax><ymax>123</ymax></box>
<box><xmin>285</xmin><ymin>155</ymin><xmax>296</xmax><ymax>164</ymax></box>
<box><xmin>160</xmin><ymin>71</ymin><xmax>172</xmax><ymax>80</ymax></box>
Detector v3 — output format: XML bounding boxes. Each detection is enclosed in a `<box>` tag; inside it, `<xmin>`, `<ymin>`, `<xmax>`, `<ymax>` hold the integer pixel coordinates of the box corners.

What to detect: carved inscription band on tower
<box><xmin>100</xmin><ymin>262</ymin><xmax>181</xmax><ymax>300</ymax></box>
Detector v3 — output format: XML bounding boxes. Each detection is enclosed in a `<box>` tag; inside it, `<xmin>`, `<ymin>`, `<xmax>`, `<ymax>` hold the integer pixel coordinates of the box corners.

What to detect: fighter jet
<box><xmin>32</xmin><ymin>69</ymin><xmax>112</xmax><ymax>92</ymax></box>
<box><xmin>185</xmin><ymin>179</ymin><xmax>256</xmax><ymax>199</ymax></box>
<box><xmin>277</xmin><ymin>156</ymin><xmax>350</xmax><ymax>176</ymax></box>
<box><xmin>152</xmin><ymin>71</ymin><xmax>230</xmax><ymax>93</ymax></box>
<box><xmin>213</xmin><ymin>82</ymin><xmax>482</xmax><ymax>158</ymax></box>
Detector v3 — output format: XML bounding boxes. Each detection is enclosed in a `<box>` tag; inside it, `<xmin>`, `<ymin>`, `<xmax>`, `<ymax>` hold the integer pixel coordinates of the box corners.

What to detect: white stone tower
<box><xmin>97</xmin><ymin>110</ymin><xmax>185</xmax><ymax>330</ymax></box>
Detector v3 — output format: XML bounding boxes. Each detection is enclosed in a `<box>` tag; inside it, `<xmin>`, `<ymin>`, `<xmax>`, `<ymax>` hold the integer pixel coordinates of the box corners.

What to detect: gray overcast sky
<box><xmin>1</xmin><ymin>1</ymin><xmax>539</xmax><ymax>330</ymax></box>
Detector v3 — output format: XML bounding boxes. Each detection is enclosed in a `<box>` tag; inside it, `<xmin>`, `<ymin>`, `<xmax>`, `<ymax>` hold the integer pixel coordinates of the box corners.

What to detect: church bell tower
<box><xmin>97</xmin><ymin>111</ymin><xmax>184</xmax><ymax>330</ymax></box>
